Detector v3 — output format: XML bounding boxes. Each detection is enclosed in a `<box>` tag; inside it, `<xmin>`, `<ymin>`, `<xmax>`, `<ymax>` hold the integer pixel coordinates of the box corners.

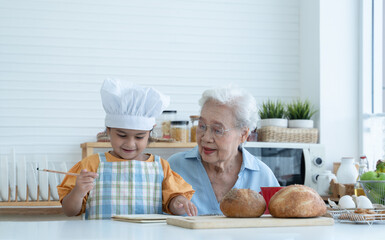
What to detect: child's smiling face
<box><xmin>107</xmin><ymin>128</ymin><xmax>150</xmax><ymax>160</ymax></box>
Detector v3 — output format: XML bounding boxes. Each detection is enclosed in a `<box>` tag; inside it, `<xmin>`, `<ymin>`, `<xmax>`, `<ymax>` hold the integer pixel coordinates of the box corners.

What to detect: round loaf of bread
<box><xmin>268</xmin><ymin>185</ymin><xmax>326</xmax><ymax>218</ymax></box>
<box><xmin>220</xmin><ymin>188</ymin><xmax>266</xmax><ymax>218</ymax></box>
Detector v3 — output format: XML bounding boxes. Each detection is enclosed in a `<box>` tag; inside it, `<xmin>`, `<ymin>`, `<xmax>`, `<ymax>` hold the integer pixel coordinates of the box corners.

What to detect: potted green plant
<box><xmin>258</xmin><ymin>99</ymin><xmax>287</xmax><ymax>128</ymax></box>
<box><xmin>286</xmin><ymin>99</ymin><xmax>317</xmax><ymax>128</ymax></box>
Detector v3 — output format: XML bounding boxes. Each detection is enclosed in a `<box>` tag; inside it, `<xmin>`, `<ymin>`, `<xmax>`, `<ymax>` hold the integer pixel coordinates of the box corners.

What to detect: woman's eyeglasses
<box><xmin>196</xmin><ymin>122</ymin><xmax>232</xmax><ymax>138</ymax></box>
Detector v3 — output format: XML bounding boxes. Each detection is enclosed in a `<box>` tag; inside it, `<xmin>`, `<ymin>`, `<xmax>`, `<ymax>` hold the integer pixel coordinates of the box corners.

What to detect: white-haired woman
<box><xmin>168</xmin><ymin>86</ymin><xmax>279</xmax><ymax>215</ymax></box>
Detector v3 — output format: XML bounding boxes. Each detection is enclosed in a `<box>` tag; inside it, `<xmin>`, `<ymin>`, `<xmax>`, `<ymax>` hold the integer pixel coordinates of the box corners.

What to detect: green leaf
<box><xmin>258</xmin><ymin>99</ymin><xmax>286</xmax><ymax>119</ymax></box>
<box><xmin>285</xmin><ymin>98</ymin><xmax>317</xmax><ymax>120</ymax></box>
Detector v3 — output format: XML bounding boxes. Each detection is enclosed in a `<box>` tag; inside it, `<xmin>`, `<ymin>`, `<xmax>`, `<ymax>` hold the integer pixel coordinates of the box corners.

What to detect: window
<box><xmin>361</xmin><ymin>0</ymin><xmax>384</xmax><ymax>169</ymax></box>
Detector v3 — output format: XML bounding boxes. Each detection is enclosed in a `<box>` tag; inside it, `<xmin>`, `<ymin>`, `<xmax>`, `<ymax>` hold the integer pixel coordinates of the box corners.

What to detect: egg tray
<box><xmin>328</xmin><ymin>209</ymin><xmax>385</xmax><ymax>225</ymax></box>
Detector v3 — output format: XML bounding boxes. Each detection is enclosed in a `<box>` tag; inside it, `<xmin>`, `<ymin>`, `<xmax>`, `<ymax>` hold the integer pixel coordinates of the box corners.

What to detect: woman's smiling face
<box><xmin>197</xmin><ymin>100</ymin><xmax>247</xmax><ymax>165</ymax></box>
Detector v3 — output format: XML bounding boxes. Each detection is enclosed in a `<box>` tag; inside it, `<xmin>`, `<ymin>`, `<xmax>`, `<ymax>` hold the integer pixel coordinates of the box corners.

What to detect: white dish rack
<box><xmin>0</xmin><ymin>155</ymin><xmax>69</xmax><ymax>206</ymax></box>
<box><xmin>328</xmin><ymin>209</ymin><xmax>385</xmax><ymax>225</ymax></box>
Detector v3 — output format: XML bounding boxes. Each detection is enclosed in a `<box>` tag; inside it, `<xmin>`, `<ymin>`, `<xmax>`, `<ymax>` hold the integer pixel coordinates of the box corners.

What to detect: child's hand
<box><xmin>73</xmin><ymin>169</ymin><xmax>98</xmax><ymax>198</ymax></box>
<box><xmin>169</xmin><ymin>195</ymin><xmax>198</xmax><ymax>216</ymax></box>
<box><xmin>61</xmin><ymin>169</ymin><xmax>98</xmax><ymax>217</ymax></box>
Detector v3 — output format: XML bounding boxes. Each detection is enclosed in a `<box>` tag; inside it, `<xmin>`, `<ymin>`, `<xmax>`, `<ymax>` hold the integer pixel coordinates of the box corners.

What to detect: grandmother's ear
<box><xmin>240</xmin><ymin>128</ymin><xmax>249</xmax><ymax>143</ymax></box>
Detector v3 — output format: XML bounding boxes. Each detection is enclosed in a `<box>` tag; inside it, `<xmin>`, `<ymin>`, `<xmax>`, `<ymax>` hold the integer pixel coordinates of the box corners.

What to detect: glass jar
<box><xmin>155</xmin><ymin>110</ymin><xmax>176</xmax><ymax>139</ymax></box>
<box><xmin>171</xmin><ymin>120</ymin><xmax>189</xmax><ymax>143</ymax></box>
<box><xmin>358</xmin><ymin>155</ymin><xmax>369</xmax><ymax>175</ymax></box>
<box><xmin>189</xmin><ymin>115</ymin><xmax>199</xmax><ymax>142</ymax></box>
<box><xmin>355</xmin><ymin>155</ymin><xmax>369</xmax><ymax>196</ymax></box>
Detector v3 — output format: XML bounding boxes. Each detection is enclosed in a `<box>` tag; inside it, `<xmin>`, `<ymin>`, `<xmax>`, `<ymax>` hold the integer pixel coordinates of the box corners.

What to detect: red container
<box><xmin>260</xmin><ymin>187</ymin><xmax>284</xmax><ymax>214</ymax></box>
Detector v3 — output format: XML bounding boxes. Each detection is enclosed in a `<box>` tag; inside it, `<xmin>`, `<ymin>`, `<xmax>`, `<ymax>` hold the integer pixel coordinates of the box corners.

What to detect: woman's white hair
<box><xmin>198</xmin><ymin>85</ymin><xmax>258</xmax><ymax>131</ymax></box>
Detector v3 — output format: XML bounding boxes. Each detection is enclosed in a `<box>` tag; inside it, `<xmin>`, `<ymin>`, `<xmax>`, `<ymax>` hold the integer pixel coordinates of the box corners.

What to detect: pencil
<box><xmin>36</xmin><ymin>168</ymin><xmax>80</xmax><ymax>176</ymax></box>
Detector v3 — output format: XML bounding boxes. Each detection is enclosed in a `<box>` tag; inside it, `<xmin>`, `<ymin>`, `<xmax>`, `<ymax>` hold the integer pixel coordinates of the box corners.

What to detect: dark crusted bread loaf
<box><xmin>220</xmin><ymin>188</ymin><xmax>266</xmax><ymax>218</ymax></box>
<box><xmin>268</xmin><ymin>185</ymin><xmax>326</xmax><ymax>218</ymax></box>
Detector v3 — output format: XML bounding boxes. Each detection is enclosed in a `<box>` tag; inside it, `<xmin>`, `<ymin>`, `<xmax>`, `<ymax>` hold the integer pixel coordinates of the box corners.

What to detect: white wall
<box><xmin>0</xmin><ymin>0</ymin><xmax>365</xmax><ymax>171</ymax></box>
<box><xmin>319</xmin><ymin>0</ymin><xmax>359</xmax><ymax>165</ymax></box>
<box><xmin>304</xmin><ymin>0</ymin><xmax>361</xmax><ymax>168</ymax></box>
<box><xmin>0</xmin><ymin>0</ymin><xmax>302</xmax><ymax>164</ymax></box>
<box><xmin>299</xmin><ymin>0</ymin><xmax>360</xmax><ymax>169</ymax></box>
<box><xmin>299</xmin><ymin>0</ymin><xmax>320</xmax><ymax>129</ymax></box>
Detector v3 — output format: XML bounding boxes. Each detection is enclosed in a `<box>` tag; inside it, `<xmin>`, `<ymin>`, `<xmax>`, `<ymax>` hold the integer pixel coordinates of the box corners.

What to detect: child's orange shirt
<box><xmin>57</xmin><ymin>152</ymin><xmax>195</xmax><ymax>215</ymax></box>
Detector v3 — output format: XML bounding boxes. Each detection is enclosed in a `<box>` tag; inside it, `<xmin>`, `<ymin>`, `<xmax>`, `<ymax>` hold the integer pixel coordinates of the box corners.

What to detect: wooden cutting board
<box><xmin>166</xmin><ymin>215</ymin><xmax>334</xmax><ymax>229</ymax></box>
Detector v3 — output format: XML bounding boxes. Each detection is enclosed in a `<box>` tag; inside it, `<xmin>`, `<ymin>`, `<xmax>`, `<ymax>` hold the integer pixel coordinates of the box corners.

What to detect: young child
<box><xmin>57</xmin><ymin>79</ymin><xmax>197</xmax><ymax>219</ymax></box>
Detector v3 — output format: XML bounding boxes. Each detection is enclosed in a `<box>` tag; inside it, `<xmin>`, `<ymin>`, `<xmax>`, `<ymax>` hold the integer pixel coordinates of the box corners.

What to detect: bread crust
<box><xmin>268</xmin><ymin>185</ymin><xmax>326</xmax><ymax>218</ymax></box>
<box><xmin>220</xmin><ymin>188</ymin><xmax>266</xmax><ymax>218</ymax></box>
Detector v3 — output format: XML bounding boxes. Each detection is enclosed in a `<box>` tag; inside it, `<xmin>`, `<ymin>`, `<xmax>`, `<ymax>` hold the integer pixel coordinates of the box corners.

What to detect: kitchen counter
<box><xmin>0</xmin><ymin>219</ymin><xmax>384</xmax><ymax>240</ymax></box>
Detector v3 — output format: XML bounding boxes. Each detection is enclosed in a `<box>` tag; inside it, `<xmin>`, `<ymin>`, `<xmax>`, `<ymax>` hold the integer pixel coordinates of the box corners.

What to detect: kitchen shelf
<box><xmin>0</xmin><ymin>186</ymin><xmax>61</xmax><ymax>213</ymax></box>
<box><xmin>0</xmin><ymin>201</ymin><xmax>60</xmax><ymax>207</ymax></box>
<box><xmin>0</xmin><ymin>201</ymin><xmax>62</xmax><ymax>215</ymax></box>
<box><xmin>81</xmin><ymin>142</ymin><xmax>197</xmax><ymax>158</ymax></box>
<box><xmin>0</xmin><ymin>205</ymin><xmax>63</xmax><ymax>216</ymax></box>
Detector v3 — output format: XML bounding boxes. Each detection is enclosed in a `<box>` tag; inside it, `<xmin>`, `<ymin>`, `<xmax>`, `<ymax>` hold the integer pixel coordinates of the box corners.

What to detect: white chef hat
<box><xmin>100</xmin><ymin>79</ymin><xmax>170</xmax><ymax>130</ymax></box>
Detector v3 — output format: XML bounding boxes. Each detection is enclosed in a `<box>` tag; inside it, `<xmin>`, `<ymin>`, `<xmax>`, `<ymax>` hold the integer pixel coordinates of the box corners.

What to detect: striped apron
<box><xmin>85</xmin><ymin>153</ymin><xmax>163</xmax><ymax>220</ymax></box>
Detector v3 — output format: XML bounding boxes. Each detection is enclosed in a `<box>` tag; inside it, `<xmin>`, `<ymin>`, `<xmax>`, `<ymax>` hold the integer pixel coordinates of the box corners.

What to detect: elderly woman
<box><xmin>168</xmin><ymin>86</ymin><xmax>279</xmax><ymax>215</ymax></box>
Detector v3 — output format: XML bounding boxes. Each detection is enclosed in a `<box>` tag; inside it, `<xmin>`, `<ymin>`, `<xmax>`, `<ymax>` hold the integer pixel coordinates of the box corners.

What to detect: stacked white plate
<box><xmin>38</xmin><ymin>158</ymin><xmax>49</xmax><ymax>201</ymax></box>
<box><xmin>0</xmin><ymin>156</ymin><xmax>66</xmax><ymax>202</ymax></box>
<box><xmin>17</xmin><ymin>157</ymin><xmax>27</xmax><ymax>201</ymax></box>
<box><xmin>0</xmin><ymin>156</ymin><xmax>9</xmax><ymax>201</ymax></box>
<box><xmin>48</xmin><ymin>162</ymin><xmax>60</xmax><ymax>200</ymax></box>
<box><xmin>27</xmin><ymin>162</ymin><xmax>38</xmax><ymax>201</ymax></box>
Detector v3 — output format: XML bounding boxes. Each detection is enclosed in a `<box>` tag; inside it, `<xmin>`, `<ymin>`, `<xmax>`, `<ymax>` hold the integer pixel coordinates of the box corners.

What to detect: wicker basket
<box><xmin>257</xmin><ymin>126</ymin><xmax>318</xmax><ymax>143</ymax></box>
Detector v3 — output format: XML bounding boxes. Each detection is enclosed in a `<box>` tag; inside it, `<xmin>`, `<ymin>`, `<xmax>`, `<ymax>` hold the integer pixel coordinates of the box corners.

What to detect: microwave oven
<box><xmin>244</xmin><ymin>142</ymin><xmax>326</xmax><ymax>190</ymax></box>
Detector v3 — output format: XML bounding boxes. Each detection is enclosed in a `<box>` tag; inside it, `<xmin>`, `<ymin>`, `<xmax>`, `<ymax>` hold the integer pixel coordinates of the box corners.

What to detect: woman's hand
<box><xmin>169</xmin><ymin>195</ymin><xmax>198</xmax><ymax>216</ymax></box>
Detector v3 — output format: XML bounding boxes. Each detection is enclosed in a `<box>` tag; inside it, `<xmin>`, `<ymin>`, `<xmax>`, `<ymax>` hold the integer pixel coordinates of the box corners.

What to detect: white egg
<box><xmin>338</xmin><ymin>195</ymin><xmax>356</xmax><ymax>209</ymax></box>
<box><xmin>356</xmin><ymin>196</ymin><xmax>373</xmax><ymax>209</ymax></box>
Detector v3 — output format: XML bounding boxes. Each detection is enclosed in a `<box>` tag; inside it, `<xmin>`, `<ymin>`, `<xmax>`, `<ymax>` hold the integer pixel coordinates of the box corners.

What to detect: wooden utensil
<box><xmin>37</xmin><ymin>168</ymin><xmax>79</xmax><ymax>176</ymax></box>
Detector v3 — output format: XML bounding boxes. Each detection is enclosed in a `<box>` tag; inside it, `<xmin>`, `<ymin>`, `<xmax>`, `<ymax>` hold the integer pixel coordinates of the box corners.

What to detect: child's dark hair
<box><xmin>106</xmin><ymin>126</ymin><xmax>154</xmax><ymax>144</ymax></box>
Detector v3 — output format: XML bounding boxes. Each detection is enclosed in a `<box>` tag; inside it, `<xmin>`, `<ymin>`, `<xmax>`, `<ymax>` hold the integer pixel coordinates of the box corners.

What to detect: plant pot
<box><xmin>288</xmin><ymin>119</ymin><xmax>314</xmax><ymax>128</ymax></box>
<box><xmin>259</xmin><ymin>118</ymin><xmax>288</xmax><ymax>128</ymax></box>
